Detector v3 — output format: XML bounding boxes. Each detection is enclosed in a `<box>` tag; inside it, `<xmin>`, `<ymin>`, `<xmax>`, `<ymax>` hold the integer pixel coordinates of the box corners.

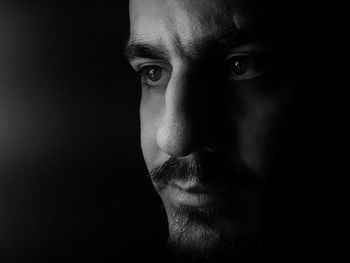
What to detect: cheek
<box><xmin>140</xmin><ymin>94</ymin><xmax>164</xmax><ymax>171</ymax></box>
<box><xmin>235</xmin><ymin>100</ymin><xmax>280</xmax><ymax>175</ymax></box>
<box><xmin>239</xmin><ymin>114</ymin><xmax>274</xmax><ymax>174</ymax></box>
<box><xmin>140</xmin><ymin>124</ymin><xmax>153</xmax><ymax>171</ymax></box>
<box><xmin>231</xmin><ymin>80</ymin><xmax>297</xmax><ymax>175</ymax></box>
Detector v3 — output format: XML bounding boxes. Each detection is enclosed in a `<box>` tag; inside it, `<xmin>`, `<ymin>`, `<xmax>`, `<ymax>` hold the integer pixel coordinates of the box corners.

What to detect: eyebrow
<box><xmin>124</xmin><ymin>39</ymin><xmax>169</xmax><ymax>61</ymax></box>
<box><xmin>124</xmin><ymin>27</ymin><xmax>254</xmax><ymax>62</ymax></box>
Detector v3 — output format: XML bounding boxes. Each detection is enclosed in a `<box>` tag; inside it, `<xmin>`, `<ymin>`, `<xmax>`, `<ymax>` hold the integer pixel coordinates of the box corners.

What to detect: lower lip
<box><xmin>165</xmin><ymin>185</ymin><xmax>221</xmax><ymax>208</ymax></box>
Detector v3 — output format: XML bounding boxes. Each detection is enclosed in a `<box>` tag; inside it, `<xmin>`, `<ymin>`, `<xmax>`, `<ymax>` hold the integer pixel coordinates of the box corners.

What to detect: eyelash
<box><xmin>140</xmin><ymin>74</ymin><xmax>153</xmax><ymax>90</ymax></box>
<box><xmin>134</xmin><ymin>52</ymin><xmax>270</xmax><ymax>90</ymax></box>
<box><xmin>138</xmin><ymin>66</ymin><xmax>151</xmax><ymax>88</ymax></box>
<box><xmin>226</xmin><ymin>53</ymin><xmax>270</xmax><ymax>80</ymax></box>
<box><xmin>137</xmin><ymin>65</ymin><xmax>171</xmax><ymax>90</ymax></box>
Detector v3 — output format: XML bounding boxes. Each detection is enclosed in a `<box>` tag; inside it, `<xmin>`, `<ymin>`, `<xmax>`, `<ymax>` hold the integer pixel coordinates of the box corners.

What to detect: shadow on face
<box><xmin>127</xmin><ymin>0</ymin><xmax>345</xmax><ymax>261</ymax></box>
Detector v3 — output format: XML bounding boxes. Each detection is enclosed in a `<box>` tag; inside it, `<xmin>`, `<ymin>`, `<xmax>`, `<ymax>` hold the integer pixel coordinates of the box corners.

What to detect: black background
<box><xmin>0</xmin><ymin>1</ymin><xmax>347</xmax><ymax>262</ymax></box>
<box><xmin>0</xmin><ymin>1</ymin><xmax>164</xmax><ymax>262</ymax></box>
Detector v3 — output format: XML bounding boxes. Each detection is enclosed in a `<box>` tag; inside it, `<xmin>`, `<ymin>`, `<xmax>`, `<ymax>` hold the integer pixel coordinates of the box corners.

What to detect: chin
<box><xmin>167</xmin><ymin>219</ymin><xmax>229</xmax><ymax>262</ymax></box>
<box><xmin>164</xmin><ymin>202</ymin><xmax>263</xmax><ymax>262</ymax></box>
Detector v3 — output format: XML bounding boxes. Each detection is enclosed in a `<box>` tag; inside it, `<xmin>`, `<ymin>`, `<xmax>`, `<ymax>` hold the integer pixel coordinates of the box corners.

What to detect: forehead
<box><xmin>129</xmin><ymin>0</ymin><xmax>252</xmax><ymax>56</ymax></box>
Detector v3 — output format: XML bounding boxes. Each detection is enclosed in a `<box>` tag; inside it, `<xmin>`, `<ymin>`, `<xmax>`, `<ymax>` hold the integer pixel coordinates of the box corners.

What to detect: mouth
<box><xmin>164</xmin><ymin>180</ymin><xmax>229</xmax><ymax>208</ymax></box>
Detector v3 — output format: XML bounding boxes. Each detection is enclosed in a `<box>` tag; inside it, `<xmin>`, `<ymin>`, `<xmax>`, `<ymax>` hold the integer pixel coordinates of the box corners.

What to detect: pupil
<box><xmin>147</xmin><ymin>67</ymin><xmax>162</xmax><ymax>82</ymax></box>
<box><xmin>232</xmin><ymin>57</ymin><xmax>249</xmax><ymax>76</ymax></box>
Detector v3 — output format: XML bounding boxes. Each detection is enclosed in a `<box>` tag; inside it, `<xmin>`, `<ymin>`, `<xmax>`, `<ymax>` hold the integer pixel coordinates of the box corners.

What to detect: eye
<box><xmin>227</xmin><ymin>54</ymin><xmax>269</xmax><ymax>80</ymax></box>
<box><xmin>139</xmin><ymin>65</ymin><xmax>171</xmax><ymax>88</ymax></box>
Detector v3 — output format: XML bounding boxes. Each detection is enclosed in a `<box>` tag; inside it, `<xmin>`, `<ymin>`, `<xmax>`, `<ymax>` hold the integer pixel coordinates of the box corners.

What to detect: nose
<box><xmin>156</xmin><ymin>67</ymin><xmax>202</xmax><ymax>157</ymax></box>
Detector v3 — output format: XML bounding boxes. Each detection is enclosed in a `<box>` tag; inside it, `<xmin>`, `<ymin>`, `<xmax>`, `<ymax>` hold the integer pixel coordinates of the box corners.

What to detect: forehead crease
<box><xmin>130</xmin><ymin>0</ymin><xmax>244</xmax><ymax>59</ymax></box>
<box><xmin>179</xmin><ymin>0</ymin><xmax>235</xmax><ymax>26</ymax></box>
<box><xmin>161</xmin><ymin>2</ymin><xmax>235</xmax><ymax>58</ymax></box>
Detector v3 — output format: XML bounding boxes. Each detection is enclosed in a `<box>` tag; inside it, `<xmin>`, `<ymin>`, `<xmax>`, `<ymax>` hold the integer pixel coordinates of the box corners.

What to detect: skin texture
<box><xmin>127</xmin><ymin>0</ymin><xmax>331</xmax><ymax>261</ymax></box>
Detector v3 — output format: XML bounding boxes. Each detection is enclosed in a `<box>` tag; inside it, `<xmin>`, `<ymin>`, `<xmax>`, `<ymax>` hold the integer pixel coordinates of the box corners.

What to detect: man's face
<box><xmin>127</xmin><ymin>0</ymin><xmax>308</xmax><ymax>259</ymax></box>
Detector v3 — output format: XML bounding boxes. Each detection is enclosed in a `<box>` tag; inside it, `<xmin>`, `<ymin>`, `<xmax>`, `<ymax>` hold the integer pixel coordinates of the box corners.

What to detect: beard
<box><xmin>166</xmin><ymin>203</ymin><xmax>233</xmax><ymax>262</ymax></box>
<box><xmin>148</xmin><ymin>154</ymin><xmax>320</xmax><ymax>262</ymax></box>
<box><xmin>164</xmin><ymin>202</ymin><xmax>267</xmax><ymax>263</ymax></box>
<box><xmin>148</xmin><ymin>155</ymin><xmax>267</xmax><ymax>262</ymax></box>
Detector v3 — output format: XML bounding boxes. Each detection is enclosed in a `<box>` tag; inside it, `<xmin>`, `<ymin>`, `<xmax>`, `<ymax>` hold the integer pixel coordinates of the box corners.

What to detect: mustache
<box><xmin>149</xmin><ymin>155</ymin><xmax>258</xmax><ymax>193</ymax></box>
<box><xmin>149</xmin><ymin>157</ymin><xmax>203</xmax><ymax>192</ymax></box>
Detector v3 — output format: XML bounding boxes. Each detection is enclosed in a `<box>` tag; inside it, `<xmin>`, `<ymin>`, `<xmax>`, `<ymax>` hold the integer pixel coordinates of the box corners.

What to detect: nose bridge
<box><xmin>156</xmin><ymin>65</ymin><xmax>200</xmax><ymax>157</ymax></box>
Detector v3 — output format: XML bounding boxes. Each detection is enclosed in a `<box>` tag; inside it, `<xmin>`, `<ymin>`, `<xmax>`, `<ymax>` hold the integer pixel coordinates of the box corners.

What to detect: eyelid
<box><xmin>234</xmin><ymin>43</ymin><xmax>269</xmax><ymax>52</ymax></box>
<box><xmin>226</xmin><ymin>52</ymin><xmax>252</xmax><ymax>60</ymax></box>
<box><xmin>226</xmin><ymin>44</ymin><xmax>271</xmax><ymax>59</ymax></box>
<box><xmin>227</xmin><ymin>53</ymin><xmax>270</xmax><ymax>81</ymax></box>
<box><xmin>130</xmin><ymin>58</ymin><xmax>172</xmax><ymax>73</ymax></box>
<box><xmin>229</xmin><ymin>68</ymin><xmax>268</xmax><ymax>81</ymax></box>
